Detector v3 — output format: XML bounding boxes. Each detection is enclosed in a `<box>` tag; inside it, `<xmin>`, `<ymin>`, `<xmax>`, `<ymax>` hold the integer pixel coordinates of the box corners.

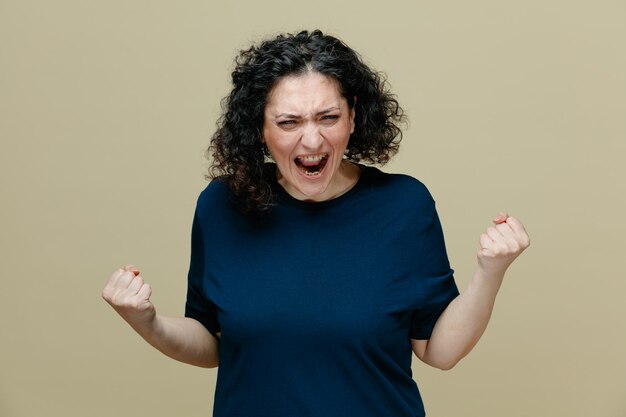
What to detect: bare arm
<box><xmin>102</xmin><ymin>266</ymin><xmax>220</xmax><ymax>368</ymax></box>
<box><xmin>411</xmin><ymin>266</ymin><xmax>504</xmax><ymax>370</ymax></box>
<box><xmin>135</xmin><ymin>315</ymin><xmax>220</xmax><ymax>368</ymax></box>
<box><xmin>412</xmin><ymin>213</ymin><xmax>530</xmax><ymax>370</ymax></box>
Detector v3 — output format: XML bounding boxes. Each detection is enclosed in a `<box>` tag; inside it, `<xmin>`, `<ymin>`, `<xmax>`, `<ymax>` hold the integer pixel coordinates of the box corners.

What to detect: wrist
<box><xmin>124</xmin><ymin>310</ymin><xmax>159</xmax><ymax>340</ymax></box>
<box><xmin>471</xmin><ymin>267</ymin><xmax>506</xmax><ymax>296</ymax></box>
<box><xmin>476</xmin><ymin>266</ymin><xmax>505</xmax><ymax>280</ymax></box>
<box><xmin>475</xmin><ymin>262</ymin><xmax>507</xmax><ymax>281</ymax></box>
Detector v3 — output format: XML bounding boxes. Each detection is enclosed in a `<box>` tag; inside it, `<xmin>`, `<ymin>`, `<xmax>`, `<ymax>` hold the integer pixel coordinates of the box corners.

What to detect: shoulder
<box><xmin>195</xmin><ymin>175</ymin><xmax>233</xmax><ymax>215</ymax></box>
<box><xmin>357</xmin><ymin>166</ymin><xmax>440</xmax><ymax>235</ymax></box>
<box><xmin>362</xmin><ymin>166</ymin><xmax>436</xmax><ymax>209</ymax></box>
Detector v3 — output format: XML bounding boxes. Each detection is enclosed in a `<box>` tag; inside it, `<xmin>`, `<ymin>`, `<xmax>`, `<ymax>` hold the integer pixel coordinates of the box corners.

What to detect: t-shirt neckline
<box><xmin>266</xmin><ymin>162</ymin><xmax>370</xmax><ymax>211</ymax></box>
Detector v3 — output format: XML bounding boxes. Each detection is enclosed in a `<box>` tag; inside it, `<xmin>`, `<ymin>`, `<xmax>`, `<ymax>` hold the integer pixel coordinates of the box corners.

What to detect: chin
<box><xmin>294</xmin><ymin>181</ymin><xmax>330</xmax><ymax>199</ymax></box>
<box><xmin>292</xmin><ymin>166</ymin><xmax>335</xmax><ymax>196</ymax></box>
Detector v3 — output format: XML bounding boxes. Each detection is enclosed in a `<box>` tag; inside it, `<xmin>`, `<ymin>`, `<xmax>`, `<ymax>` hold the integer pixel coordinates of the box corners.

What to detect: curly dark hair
<box><xmin>207</xmin><ymin>29</ymin><xmax>406</xmax><ymax>215</ymax></box>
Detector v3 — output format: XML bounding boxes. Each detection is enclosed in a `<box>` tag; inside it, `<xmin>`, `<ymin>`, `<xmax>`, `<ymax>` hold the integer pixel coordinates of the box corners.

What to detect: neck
<box><xmin>275</xmin><ymin>159</ymin><xmax>362</xmax><ymax>202</ymax></box>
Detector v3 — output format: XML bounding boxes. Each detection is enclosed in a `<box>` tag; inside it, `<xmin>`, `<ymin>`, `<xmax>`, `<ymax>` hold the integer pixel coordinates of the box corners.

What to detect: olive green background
<box><xmin>2</xmin><ymin>1</ymin><xmax>625</xmax><ymax>416</ymax></box>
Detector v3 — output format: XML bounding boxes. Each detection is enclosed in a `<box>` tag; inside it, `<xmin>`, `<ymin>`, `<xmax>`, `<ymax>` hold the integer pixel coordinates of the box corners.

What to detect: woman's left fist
<box><xmin>477</xmin><ymin>212</ymin><xmax>530</xmax><ymax>276</ymax></box>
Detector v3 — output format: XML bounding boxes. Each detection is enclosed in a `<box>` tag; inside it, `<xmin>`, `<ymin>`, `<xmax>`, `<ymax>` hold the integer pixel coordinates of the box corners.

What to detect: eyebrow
<box><xmin>273</xmin><ymin>107</ymin><xmax>340</xmax><ymax>119</ymax></box>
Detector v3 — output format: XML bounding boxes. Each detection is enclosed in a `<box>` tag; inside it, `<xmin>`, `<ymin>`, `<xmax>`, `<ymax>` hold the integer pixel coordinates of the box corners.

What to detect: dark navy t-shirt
<box><xmin>185</xmin><ymin>163</ymin><xmax>460</xmax><ymax>417</ymax></box>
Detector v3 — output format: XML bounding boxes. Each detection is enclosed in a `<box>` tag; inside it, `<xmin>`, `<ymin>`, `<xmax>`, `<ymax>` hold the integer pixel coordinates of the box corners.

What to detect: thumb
<box><xmin>124</xmin><ymin>265</ymin><xmax>141</xmax><ymax>276</ymax></box>
<box><xmin>493</xmin><ymin>212</ymin><xmax>509</xmax><ymax>224</ymax></box>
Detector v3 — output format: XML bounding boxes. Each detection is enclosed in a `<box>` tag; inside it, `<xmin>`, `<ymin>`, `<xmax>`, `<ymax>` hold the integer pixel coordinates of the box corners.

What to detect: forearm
<box><xmin>128</xmin><ymin>315</ymin><xmax>219</xmax><ymax>368</ymax></box>
<box><xmin>423</xmin><ymin>267</ymin><xmax>505</xmax><ymax>370</ymax></box>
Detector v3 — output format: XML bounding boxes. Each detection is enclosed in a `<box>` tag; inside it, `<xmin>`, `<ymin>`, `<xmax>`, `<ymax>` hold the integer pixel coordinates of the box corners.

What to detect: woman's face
<box><xmin>262</xmin><ymin>71</ymin><xmax>356</xmax><ymax>201</ymax></box>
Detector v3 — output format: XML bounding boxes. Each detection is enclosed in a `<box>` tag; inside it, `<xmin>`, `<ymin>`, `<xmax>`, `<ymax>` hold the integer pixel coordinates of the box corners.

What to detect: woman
<box><xmin>102</xmin><ymin>29</ymin><xmax>530</xmax><ymax>416</ymax></box>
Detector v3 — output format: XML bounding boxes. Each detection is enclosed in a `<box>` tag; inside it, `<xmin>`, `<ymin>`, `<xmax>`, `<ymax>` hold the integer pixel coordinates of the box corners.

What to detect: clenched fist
<box><xmin>102</xmin><ymin>265</ymin><xmax>156</xmax><ymax>327</ymax></box>
<box><xmin>477</xmin><ymin>212</ymin><xmax>530</xmax><ymax>277</ymax></box>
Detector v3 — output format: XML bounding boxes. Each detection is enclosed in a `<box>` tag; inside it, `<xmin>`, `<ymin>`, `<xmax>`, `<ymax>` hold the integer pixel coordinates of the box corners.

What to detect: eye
<box><xmin>278</xmin><ymin>120</ymin><xmax>298</xmax><ymax>129</ymax></box>
<box><xmin>277</xmin><ymin>120</ymin><xmax>298</xmax><ymax>130</ymax></box>
<box><xmin>321</xmin><ymin>115</ymin><xmax>339</xmax><ymax>123</ymax></box>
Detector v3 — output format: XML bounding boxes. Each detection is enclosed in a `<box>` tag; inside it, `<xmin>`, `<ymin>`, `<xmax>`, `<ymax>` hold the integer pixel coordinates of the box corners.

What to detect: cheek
<box><xmin>264</xmin><ymin>132</ymin><xmax>294</xmax><ymax>160</ymax></box>
<box><xmin>328</xmin><ymin>124</ymin><xmax>352</xmax><ymax>147</ymax></box>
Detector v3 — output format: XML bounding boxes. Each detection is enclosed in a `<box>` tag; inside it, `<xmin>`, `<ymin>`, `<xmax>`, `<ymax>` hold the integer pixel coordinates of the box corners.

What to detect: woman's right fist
<box><xmin>102</xmin><ymin>265</ymin><xmax>156</xmax><ymax>326</ymax></box>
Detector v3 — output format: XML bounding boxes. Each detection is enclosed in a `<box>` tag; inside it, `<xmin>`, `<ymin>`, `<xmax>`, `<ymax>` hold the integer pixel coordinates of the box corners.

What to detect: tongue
<box><xmin>299</xmin><ymin>158</ymin><xmax>323</xmax><ymax>167</ymax></box>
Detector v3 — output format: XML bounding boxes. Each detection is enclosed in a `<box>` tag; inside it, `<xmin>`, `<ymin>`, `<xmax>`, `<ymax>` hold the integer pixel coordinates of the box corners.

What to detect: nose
<box><xmin>300</xmin><ymin>122</ymin><xmax>324</xmax><ymax>150</ymax></box>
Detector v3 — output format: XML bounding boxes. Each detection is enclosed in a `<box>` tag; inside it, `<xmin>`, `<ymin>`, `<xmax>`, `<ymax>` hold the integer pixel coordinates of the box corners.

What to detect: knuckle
<box><xmin>110</xmin><ymin>293</ymin><xmax>124</xmax><ymax>306</ymax></box>
<box><xmin>111</xmin><ymin>292</ymin><xmax>129</xmax><ymax>307</ymax></box>
<box><xmin>493</xmin><ymin>245</ymin><xmax>507</xmax><ymax>255</ymax></box>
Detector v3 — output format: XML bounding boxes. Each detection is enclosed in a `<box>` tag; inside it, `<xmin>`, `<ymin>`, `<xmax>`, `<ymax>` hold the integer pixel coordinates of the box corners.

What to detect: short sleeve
<box><xmin>184</xmin><ymin>206</ymin><xmax>221</xmax><ymax>338</ymax></box>
<box><xmin>409</xmin><ymin>206</ymin><xmax>460</xmax><ymax>340</ymax></box>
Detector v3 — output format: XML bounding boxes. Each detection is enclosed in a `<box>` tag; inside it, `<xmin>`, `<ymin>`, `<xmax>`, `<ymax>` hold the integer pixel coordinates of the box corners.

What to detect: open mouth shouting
<box><xmin>294</xmin><ymin>153</ymin><xmax>329</xmax><ymax>177</ymax></box>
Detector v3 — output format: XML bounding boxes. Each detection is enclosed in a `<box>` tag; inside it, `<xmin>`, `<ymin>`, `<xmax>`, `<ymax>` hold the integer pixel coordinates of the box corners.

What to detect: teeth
<box><xmin>294</xmin><ymin>153</ymin><xmax>327</xmax><ymax>176</ymax></box>
<box><xmin>297</xmin><ymin>154</ymin><xmax>327</xmax><ymax>162</ymax></box>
